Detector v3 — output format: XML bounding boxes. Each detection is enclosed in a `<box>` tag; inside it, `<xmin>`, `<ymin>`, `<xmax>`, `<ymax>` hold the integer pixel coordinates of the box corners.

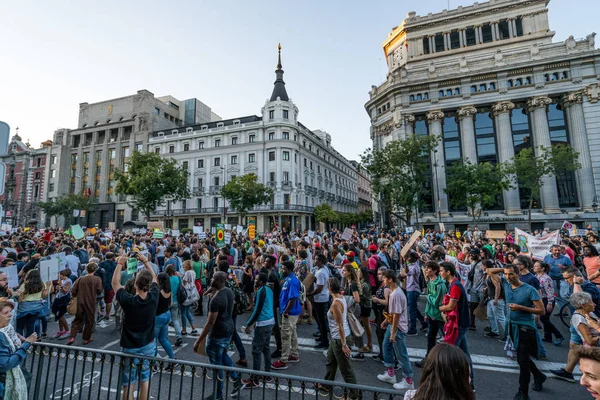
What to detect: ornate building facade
<box><xmin>366</xmin><ymin>0</ymin><xmax>600</xmax><ymax>231</ymax></box>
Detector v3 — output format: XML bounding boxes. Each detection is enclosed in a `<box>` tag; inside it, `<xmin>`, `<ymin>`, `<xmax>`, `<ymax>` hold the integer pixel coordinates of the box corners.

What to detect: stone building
<box><xmin>350</xmin><ymin>160</ymin><xmax>373</xmax><ymax>215</ymax></box>
<box><xmin>45</xmin><ymin>90</ymin><xmax>220</xmax><ymax>229</ymax></box>
<box><xmin>149</xmin><ymin>46</ymin><xmax>358</xmax><ymax>233</ymax></box>
<box><xmin>0</xmin><ymin>131</ymin><xmax>50</xmax><ymax>228</ymax></box>
<box><xmin>365</xmin><ymin>0</ymin><xmax>600</xmax><ymax>231</ymax></box>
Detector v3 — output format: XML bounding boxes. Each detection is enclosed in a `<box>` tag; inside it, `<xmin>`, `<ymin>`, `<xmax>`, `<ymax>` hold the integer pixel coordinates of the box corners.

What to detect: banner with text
<box><xmin>515</xmin><ymin>227</ymin><xmax>560</xmax><ymax>260</ymax></box>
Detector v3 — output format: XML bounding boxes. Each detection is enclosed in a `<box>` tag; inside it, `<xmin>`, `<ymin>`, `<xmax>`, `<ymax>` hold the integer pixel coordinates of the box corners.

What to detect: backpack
<box><xmin>227</xmin><ymin>278</ymin><xmax>249</xmax><ymax>316</ymax></box>
<box><xmin>373</xmin><ymin>255</ymin><xmax>387</xmax><ymax>271</ymax></box>
<box><xmin>73</xmin><ymin>249</ymin><xmax>89</xmax><ymax>265</ymax></box>
<box><xmin>417</xmin><ymin>267</ymin><xmax>427</xmax><ymax>292</ymax></box>
<box><xmin>177</xmin><ymin>277</ymin><xmax>188</xmax><ymax>304</ymax></box>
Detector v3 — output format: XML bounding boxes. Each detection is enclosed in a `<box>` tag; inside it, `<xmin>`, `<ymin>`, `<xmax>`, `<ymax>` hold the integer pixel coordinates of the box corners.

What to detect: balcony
<box><xmin>192</xmin><ymin>187</ymin><xmax>204</xmax><ymax>196</ymax></box>
<box><xmin>267</xmin><ymin>181</ymin><xmax>277</xmax><ymax>188</ymax></box>
<box><xmin>150</xmin><ymin>204</ymin><xmax>314</xmax><ymax>217</ymax></box>
<box><xmin>318</xmin><ymin>190</ymin><xmax>325</xmax><ymax>198</ymax></box>
<box><xmin>281</xmin><ymin>181</ymin><xmax>292</xmax><ymax>189</ymax></box>
<box><xmin>209</xmin><ymin>185</ymin><xmax>221</xmax><ymax>194</ymax></box>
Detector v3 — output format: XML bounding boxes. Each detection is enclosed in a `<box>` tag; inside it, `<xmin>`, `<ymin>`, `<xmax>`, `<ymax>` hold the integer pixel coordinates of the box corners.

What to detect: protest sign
<box><xmin>152</xmin><ymin>230</ymin><xmax>164</xmax><ymax>239</ymax></box>
<box><xmin>486</xmin><ymin>230</ymin><xmax>505</xmax><ymax>240</ymax></box>
<box><xmin>248</xmin><ymin>225</ymin><xmax>255</xmax><ymax>239</ymax></box>
<box><xmin>127</xmin><ymin>258</ymin><xmax>139</xmax><ymax>274</ymax></box>
<box><xmin>308</xmin><ymin>230</ymin><xmax>315</xmax><ymax>239</ymax></box>
<box><xmin>561</xmin><ymin>221</ymin><xmax>578</xmax><ymax>236</ymax></box>
<box><xmin>236</xmin><ymin>225</ymin><xmax>243</xmax><ymax>233</ymax></box>
<box><xmin>104</xmin><ymin>231</ymin><xmax>113</xmax><ymax>239</ymax></box>
<box><xmin>49</xmin><ymin>252</ymin><xmax>67</xmax><ymax>270</ymax></box>
<box><xmin>171</xmin><ymin>230</ymin><xmax>180</xmax><ymax>237</ymax></box>
<box><xmin>515</xmin><ymin>227</ymin><xmax>560</xmax><ymax>260</ymax></box>
<box><xmin>86</xmin><ymin>236</ymin><xmax>94</xmax><ymax>241</ymax></box>
<box><xmin>224</xmin><ymin>232</ymin><xmax>231</xmax><ymax>245</ymax></box>
<box><xmin>216</xmin><ymin>224</ymin><xmax>225</xmax><ymax>248</ymax></box>
<box><xmin>40</xmin><ymin>257</ymin><xmax>60</xmax><ymax>282</ymax></box>
<box><xmin>108</xmin><ymin>222</ymin><xmax>116</xmax><ymax>230</ymax></box>
<box><xmin>401</xmin><ymin>231</ymin><xmax>421</xmax><ymax>258</ymax></box>
<box><xmin>0</xmin><ymin>265</ymin><xmax>18</xmax><ymax>288</ymax></box>
<box><xmin>224</xmin><ymin>224</ymin><xmax>232</xmax><ymax>231</ymax></box>
<box><xmin>147</xmin><ymin>222</ymin><xmax>164</xmax><ymax>232</ymax></box>
<box><xmin>71</xmin><ymin>225</ymin><xmax>85</xmax><ymax>240</ymax></box>
<box><xmin>193</xmin><ymin>226</ymin><xmax>203</xmax><ymax>235</ymax></box>
<box><xmin>341</xmin><ymin>228</ymin><xmax>353</xmax><ymax>241</ymax></box>
<box><xmin>198</xmin><ymin>231</ymin><xmax>206</xmax><ymax>239</ymax></box>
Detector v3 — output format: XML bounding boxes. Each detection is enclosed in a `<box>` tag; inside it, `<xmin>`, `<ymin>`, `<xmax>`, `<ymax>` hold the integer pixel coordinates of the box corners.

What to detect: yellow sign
<box><xmin>249</xmin><ymin>225</ymin><xmax>256</xmax><ymax>239</ymax></box>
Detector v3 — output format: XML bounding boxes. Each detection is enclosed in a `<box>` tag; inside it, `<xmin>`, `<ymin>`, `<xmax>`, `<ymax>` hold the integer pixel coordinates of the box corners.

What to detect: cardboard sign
<box><xmin>127</xmin><ymin>258</ymin><xmax>139</xmax><ymax>274</ymax></box>
<box><xmin>236</xmin><ymin>225</ymin><xmax>243</xmax><ymax>233</ymax></box>
<box><xmin>71</xmin><ymin>225</ymin><xmax>85</xmax><ymax>240</ymax></box>
<box><xmin>147</xmin><ymin>221</ymin><xmax>164</xmax><ymax>232</ymax></box>
<box><xmin>198</xmin><ymin>231</ymin><xmax>206</xmax><ymax>239</ymax></box>
<box><xmin>193</xmin><ymin>226</ymin><xmax>203</xmax><ymax>235</ymax></box>
<box><xmin>152</xmin><ymin>230</ymin><xmax>164</xmax><ymax>239</ymax></box>
<box><xmin>108</xmin><ymin>222</ymin><xmax>116</xmax><ymax>230</ymax></box>
<box><xmin>0</xmin><ymin>265</ymin><xmax>18</xmax><ymax>288</ymax></box>
<box><xmin>515</xmin><ymin>228</ymin><xmax>560</xmax><ymax>260</ymax></box>
<box><xmin>341</xmin><ymin>228</ymin><xmax>353</xmax><ymax>241</ymax></box>
<box><xmin>224</xmin><ymin>224</ymin><xmax>232</xmax><ymax>231</ymax></box>
<box><xmin>224</xmin><ymin>232</ymin><xmax>231</xmax><ymax>245</ymax></box>
<box><xmin>401</xmin><ymin>231</ymin><xmax>422</xmax><ymax>258</ymax></box>
<box><xmin>308</xmin><ymin>230</ymin><xmax>315</xmax><ymax>239</ymax></box>
<box><xmin>248</xmin><ymin>225</ymin><xmax>255</xmax><ymax>239</ymax></box>
<box><xmin>49</xmin><ymin>252</ymin><xmax>67</xmax><ymax>270</ymax></box>
<box><xmin>73</xmin><ymin>210</ymin><xmax>80</xmax><ymax>217</ymax></box>
<box><xmin>104</xmin><ymin>231</ymin><xmax>113</xmax><ymax>239</ymax></box>
<box><xmin>86</xmin><ymin>236</ymin><xmax>94</xmax><ymax>241</ymax></box>
<box><xmin>486</xmin><ymin>230</ymin><xmax>505</xmax><ymax>240</ymax></box>
<box><xmin>562</xmin><ymin>221</ymin><xmax>578</xmax><ymax>236</ymax></box>
<box><xmin>39</xmin><ymin>257</ymin><xmax>60</xmax><ymax>283</ymax></box>
<box><xmin>211</xmin><ymin>227</ymin><xmax>216</xmax><ymax>235</ymax></box>
<box><xmin>171</xmin><ymin>230</ymin><xmax>180</xmax><ymax>237</ymax></box>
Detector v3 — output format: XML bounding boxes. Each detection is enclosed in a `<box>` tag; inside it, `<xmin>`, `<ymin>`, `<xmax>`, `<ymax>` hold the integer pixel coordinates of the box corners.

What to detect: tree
<box><xmin>114</xmin><ymin>152</ymin><xmax>190</xmax><ymax>220</ymax></box>
<box><xmin>361</xmin><ymin>135</ymin><xmax>439</xmax><ymax>227</ymax></box>
<box><xmin>444</xmin><ymin>160</ymin><xmax>512</xmax><ymax>226</ymax></box>
<box><xmin>507</xmin><ymin>144</ymin><xmax>581</xmax><ymax>231</ymax></box>
<box><xmin>38</xmin><ymin>193</ymin><xmax>92</xmax><ymax>227</ymax></box>
<box><xmin>220</xmin><ymin>174</ymin><xmax>274</xmax><ymax>224</ymax></box>
<box><xmin>314</xmin><ymin>203</ymin><xmax>338</xmax><ymax>231</ymax></box>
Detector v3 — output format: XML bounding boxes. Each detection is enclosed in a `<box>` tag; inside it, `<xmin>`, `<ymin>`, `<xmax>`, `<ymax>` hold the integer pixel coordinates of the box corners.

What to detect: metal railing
<box><xmin>26</xmin><ymin>343</ymin><xmax>401</xmax><ymax>400</ymax></box>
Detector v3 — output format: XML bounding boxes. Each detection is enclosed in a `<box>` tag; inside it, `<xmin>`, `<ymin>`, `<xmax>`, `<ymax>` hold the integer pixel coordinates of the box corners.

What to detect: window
<box><xmin>197</xmin><ymin>178</ymin><xmax>203</xmax><ymax>187</ymax></box>
<box><xmin>248</xmin><ymin>154</ymin><xmax>255</xmax><ymax>163</ymax></box>
<box><xmin>423</xmin><ymin>37</ymin><xmax>431</xmax><ymax>54</ymax></box>
<box><xmin>248</xmin><ymin>134</ymin><xmax>255</xmax><ymax>143</ymax></box>
<box><xmin>268</xmin><ymin>132</ymin><xmax>275</xmax><ymax>140</ymax></box>
<box><xmin>499</xmin><ymin>20</ymin><xmax>510</xmax><ymax>39</ymax></box>
<box><xmin>435</xmin><ymin>34</ymin><xmax>444</xmax><ymax>52</ymax></box>
<box><xmin>214</xmin><ymin>157</ymin><xmax>220</xmax><ymax>166</ymax></box>
<box><xmin>183</xmin><ymin>143</ymin><xmax>189</xmax><ymax>151</ymax></box>
<box><xmin>515</xmin><ymin>17</ymin><xmax>524</xmax><ymax>37</ymax></box>
<box><xmin>136</xmin><ymin>143</ymin><xmax>143</xmax><ymax>152</ymax></box>
<box><xmin>169</xmin><ymin>145</ymin><xmax>175</xmax><ymax>153</ymax></box>
<box><xmin>154</xmin><ymin>147</ymin><xmax>160</xmax><ymax>154</ymax></box>
<box><xmin>283</xmin><ymin>110</ymin><xmax>289</xmax><ymax>119</ymax></box>
<box><xmin>269</xmin><ymin>172</ymin><xmax>276</xmax><ymax>182</ymax></box>
<box><xmin>213</xmin><ymin>198</ymin><xmax>219</xmax><ymax>208</ymax></box>
<box><xmin>479</xmin><ymin>84</ymin><xmax>487</xmax><ymax>92</ymax></box>
<box><xmin>182</xmin><ymin>161</ymin><xmax>188</xmax><ymax>170</ymax></box>
<box><xmin>35</xmin><ymin>172</ymin><xmax>40</xmax><ymax>180</ymax></box>
<box><xmin>309</xmin><ymin>144</ymin><xmax>312</xmax><ymax>151</ymax></box>
<box><xmin>231</xmin><ymin>137</ymin><xmax>238</xmax><ymax>145</ymax></box>
<box><xmin>283</xmin><ymin>171</ymin><xmax>289</xmax><ymax>181</ymax></box>
<box><xmin>51</xmin><ymin>155</ymin><xmax>56</xmax><ymax>165</ymax></box>
<box><xmin>215</xmin><ymin>139</ymin><xmax>221</xmax><ymax>147</ymax></box>
<box><xmin>196</xmin><ymin>198</ymin><xmax>202</xmax><ymax>209</ymax></box>
<box><xmin>295</xmin><ymin>153</ymin><xmax>297</xmax><ymax>163</ymax></box>
<box><xmin>310</xmin><ymin>161</ymin><xmax>313</xmax><ymax>169</ymax></box>
<box><xmin>482</xmin><ymin>24</ymin><xmax>493</xmax><ymax>43</ymax></box>
<box><xmin>283</xmin><ymin>151</ymin><xmax>290</xmax><ymax>161</ymax></box>
<box><xmin>50</xmin><ymin>170</ymin><xmax>56</xmax><ymax>178</ymax></box>
<box><xmin>269</xmin><ymin>110</ymin><xmax>274</xmax><ymax>120</ymax></box>
<box><xmin>466</xmin><ymin>27</ymin><xmax>476</xmax><ymax>46</ymax></box>
<box><xmin>214</xmin><ymin>176</ymin><xmax>220</xmax><ymax>186</ymax></box>
<box><xmin>283</xmin><ymin>131</ymin><xmax>289</xmax><ymax>140</ymax></box>
<box><xmin>269</xmin><ymin>151</ymin><xmax>275</xmax><ymax>161</ymax></box>
<box><xmin>154</xmin><ymin>107</ymin><xmax>160</xmax><ymax>115</ymax></box>
<box><xmin>197</xmin><ymin>159</ymin><xmax>204</xmax><ymax>168</ymax></box>
<box><xmin>36</xmin><ymin>158</ymin><xmax>41</xmax><ymax>167</ymax></box>
<box><xmin>48</xmin><ymin>183</ymin><xmax>55</xmax><ymax>192</ymax></box>
<box><xmin>304</xmin><ymin>159</ymin><xmax>307</xmax><ymax>167</ymax></box>
<box><xmin>489</xmin><ymin>82</ymin><xmax>496</xmax><ymax>90</ymax></box>
<box><xmin>231</xmin><ymin>155</ymin><xmax>237</xmax><ymax>165</ymax></box>
<box><xmin>317</xmin><ymin>165</ymin><xmax>321</xmax><ymax>173</ymax></box>
<box><xmin>450</xmin><ymin>31</ymin><xmax>460</xmax><ymax>49</ymax></box>
<box><xmin>198</xmin><ymin>141</ymin><xmax>204</xmax><ymax>149</ymax></box>
<box><xmin>547</xmin><ymin>104</ymin><xmax>577</xmax><ymax>207</ymax></box>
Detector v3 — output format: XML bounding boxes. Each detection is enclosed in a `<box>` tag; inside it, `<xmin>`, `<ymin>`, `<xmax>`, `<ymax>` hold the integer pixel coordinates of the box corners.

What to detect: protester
<box><xmin>272</xmin><ymin>261</ymin><xmax>301</xmax><ymax>370</ymax></box>
<box><xmin>574</xmin><ymin>345</ymin><xmax>600</xmax><ymax>398</ymax></box>
<box><xmin>403</xmin><ymin>251</ymin><xmax>427</xmax><ymax>336</ymax></box>
<box><xmin>416</xmin><ymin>260</ymin><xmax>447</xmax><ymax>367</ymax></box>
<box><xmin>534</xmin><ymin>261</ymin><xmax>565</xmax><ymax>346</ymax></box>
<box><xmin>165</xmin><ymin>265</ymin><xmax>184</xmax><ymax>346</ymax></box>
<box><xmin>154</xmin><ymin>272</ymin><xmax>175</xmax><ymax>366</ymax></box>
<box><xmin>307</xmin><ymin>253</ymin><xmax>330</xmax><ymax>350</ymax></box>
<box><xmin>180</xmin><ymin>260</ymin><xmax>199</xmax><ymax>335</ymax></box>
<box><xmin>371</xmin><ymin>267</ymin><xmax>390</xmax><ymax>362</ymax></box>
<box><xmin>51</xmin><ymin>269</ymin><xmax>72</xmax><ymax>340</ymax></box>
<box><xmin>482</xmin><ymin>259</ymin><xmax>506</xmax><ymax>340</ymax></box>
<box><xmin>67</xmin><ymin>262</ymin><xmax>103</xmax><ymax>345</ymax></box>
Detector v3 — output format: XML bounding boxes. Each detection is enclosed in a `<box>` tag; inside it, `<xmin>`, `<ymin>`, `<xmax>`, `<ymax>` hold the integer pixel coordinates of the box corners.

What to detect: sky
<box><xmin>1</xmin><ymin>0</ymin><xmax>597</xmax><ymax>161</ymax></box>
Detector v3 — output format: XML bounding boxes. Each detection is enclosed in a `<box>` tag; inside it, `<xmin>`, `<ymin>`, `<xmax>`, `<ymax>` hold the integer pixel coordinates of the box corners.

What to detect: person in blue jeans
<box><xmin>166</xmin><ymin>265</ymin><xmax>184</xmax><ymax>346</ymax></box>
<box><xmin>377</xmin><ymin>270</ymin><xmax>415</xmax><ymax>392</ymax></box>
<box><xmin>154</xmin><ymin>273</ymin><xmax>175</xmax><ymax>364</ymax></box>
<box><xmin>402</xmin><ymin>252</ymin><xmax>427</xmax><ymax>335</ymax></box>
<box><xmin>193</xmin><ymin>271</ymin><xmax>242</xmax><ymax>400</ymax></box>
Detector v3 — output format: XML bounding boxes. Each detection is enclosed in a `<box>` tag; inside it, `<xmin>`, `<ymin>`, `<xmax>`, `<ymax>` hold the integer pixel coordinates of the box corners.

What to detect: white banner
<box><xmin>515</xmin><ymin>227</ymin><xmax>560</xmax><ymax>260</ymax></box>
<box><xmin>561</xmin><ymin>220</ymin><xmax>578</xmax><ymax>236</ymax></box>
<box><xmin>193</xmin><ymin>226</ymin><xmax>203</xmax><ymax>235</ymax></box>
<box><xmin>224</xmin><ymin>232</ymin><xmax>231</xmax><ymax>245</ymax></box>
<box><xmin>341</xmin><ymin>228</ymin><xmax>353</xmax><ymax>241</ymax></box>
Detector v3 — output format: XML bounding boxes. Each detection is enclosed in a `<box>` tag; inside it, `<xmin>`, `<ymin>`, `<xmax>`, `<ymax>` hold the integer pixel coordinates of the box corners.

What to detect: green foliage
<box><xmin>361</xmin><ymin>135</ymin><xmax>439</xmax><ymax>225</ymax></box>
<box><xmin>444</xmin><ymin>160</ymin><xmax>512</xmax><ymax>225</ymax></box>
<box><xmin>38</xmin><ymin>194</ymin><xmax>92</xmax><ymax>227</ymax></box>
<box><xmin>180</xmin><ymin>228</ymin><xmax>192</xmax><ymax>235</ymax></box>
<box><xmin>115</xmin><ymin>152</ymin><xmax>190</xmax><ymax>219</ymax></box>
<box><xmin>507</xmin><ymin>144</ymin><xmax>581</xmax><ymax>229</ymax></box>
<box><xmin>314</xmin><ymin>203</ymin><xmax>338</xmax><ymax>225</ymax></box>
<box><xmin>220</xmin><ymin>174</ymin><xmax>274</xmax><ymax>224</ymax></box>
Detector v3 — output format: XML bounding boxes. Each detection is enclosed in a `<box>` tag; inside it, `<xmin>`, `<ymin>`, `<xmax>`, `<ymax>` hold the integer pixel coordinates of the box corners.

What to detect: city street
<box><xmin>35</xmin><ymin>299</ymin><xmax>588</xmax><ymax>400</ymax></box>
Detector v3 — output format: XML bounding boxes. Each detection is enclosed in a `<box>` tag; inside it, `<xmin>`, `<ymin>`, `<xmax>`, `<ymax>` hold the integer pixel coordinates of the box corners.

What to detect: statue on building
<box><xmin>138</xmin><ymin>117</ymin><xmax>147</xmax><ymax>131</ymax></box>
<box><xmin>565</xmin><ymin>35</ymin><xmax>577</xmax><ymax>50</ymax></box>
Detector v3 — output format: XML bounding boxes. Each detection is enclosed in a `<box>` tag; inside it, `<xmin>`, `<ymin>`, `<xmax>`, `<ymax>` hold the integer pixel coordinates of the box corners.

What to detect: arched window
<box><xmin>479</xmin><ymin>84</ymin><xmax>487</xmax><ymax>92</ymax></box>
<box><xmin>439</xmin><ymin>90</ymin><xmax>445</xmax><ymax>98</ymax></box>
<box><xmin>515</xmin><ymin>78</ymin><xmax>522</xmax><ymax>86</ymax></box>
<box><xmin>552</xmin><ymin>73</ymin><xmax>559</xmax><ymax>81</ymax></box>
<box><xmin>471</xmin><ymin>86</ymin><xmax>477</xmax><ymax>93</ymax></box>
<box><xmin>409</xmin><ymin>95</ymin><xmax>415</xmax><ymax>101</ymax></box>
<box><xmin>454</xmin><ymin>88</ymin><xmax>460</xmax><ymax>95</ymax></box>
<box><xmin>423</xmin><ymin>93</ymin><xmax>429</xmax><ymax>100</ymax></box>
<box><xmin>525</xmin><ymin>77</ymin><xmax>532</xmax><ymax>85</ymax></box>
<box><xmin>489</xmin><ymin>82</ymin><xmax>496</xmax><ymax>90</ymax></box>
<box><xmin>416</xmin><ymin>94</ymin><xmax>422</xmax><ymax>101</ymax></box>
<box><xmin>446</xmin><ymin>89</ymin><xmax>453</xmax><ymax>96</ymax></box>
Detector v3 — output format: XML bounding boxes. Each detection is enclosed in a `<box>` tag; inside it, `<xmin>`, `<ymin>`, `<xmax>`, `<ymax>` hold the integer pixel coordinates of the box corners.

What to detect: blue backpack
<box><xmin>73</xmin><ymin>249</ymin><xmax>89</xmax><ymax>264</ymax></box>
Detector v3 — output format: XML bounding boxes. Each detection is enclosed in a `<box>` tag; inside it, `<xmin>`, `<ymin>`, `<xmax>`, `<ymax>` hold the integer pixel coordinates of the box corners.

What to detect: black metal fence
<box><xmin>26</xmin><ymin>343</ymin><xmax>403</xmax><ymax>400</ymax></box>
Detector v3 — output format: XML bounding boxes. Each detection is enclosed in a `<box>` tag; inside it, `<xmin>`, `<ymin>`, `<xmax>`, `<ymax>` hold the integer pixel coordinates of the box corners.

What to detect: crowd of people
<box><xmin>0</xmin><ymin>225</ymin><xmax>598</xmax><ymax>399</ymax></box>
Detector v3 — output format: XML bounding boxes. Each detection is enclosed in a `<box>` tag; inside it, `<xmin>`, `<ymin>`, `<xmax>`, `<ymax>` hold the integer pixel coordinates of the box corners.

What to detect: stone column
<box><xmin>474</xmin><ymin>25</ymin><xmax>481</xmax><ymax>44</ymax></box>
<box><xmin>459</xmin><ymin>29</ymin><xmax>465</xmax><ymax>47</ymax></box>
<box><xmin>492</xmin><ymin>101</ymin><xmax>521</xmax><ymax>215</ymax></box>
<box><xmin>100</xmin><ymin>130</ymin><xmax>109</xmax><ymax>202</ymax></box>
<box><xmin>404</xmin><ymin>114</ymin><xmax>415</xmax><ymax>136</ymax></box>
<box><xmin>276</xmin><ymin>146</ymin><xmax>282</xmax><ymax>191</ymax></box>
<box><xmin>527</xmin><ymin>96</ymin><xmax>560</xmax><ymax>213</ymax></box>
<box><xmin>563</xmin><ymin>91</ymin><xmax>595</xmax><ymax>210</ymax></box>
<box><xmin>458</xmin><ymin>106</ymin><xmax>478</xmax><ymax>163</ymax></box>
<box><xmin>491</xmin><ymin>22</ymin><xmax>498</xmax><ymax>41</ymax></box>
<box><xmin>429</xmin><ymin>36</ymin><xmax>435</xmax><ymax>53</ymax></box>
<box><xmin>508</xmin><ymin>18</ymin><xmax>515</xmax><ymax>38</ymax></box>
<box><xmin>444</xmin><ymin>32</ymin><xmax>450</xmax><ymax>50</ymax></box>
<box><xmin>427</xmin><ymin>110</ymin><xmax>449</xmax><ymax>215</ymax></box>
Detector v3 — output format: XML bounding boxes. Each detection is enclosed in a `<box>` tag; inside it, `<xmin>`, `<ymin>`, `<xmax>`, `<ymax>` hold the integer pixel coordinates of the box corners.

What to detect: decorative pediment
<box><xmin>244</xmin><ymin>165</ymin><xmax>259</xmax><ymax>172</ymax></box>
<box><xmin>210</xmin><ymin>168</ymin><xmax>223</xmax><ymax>174</ymax></box>
<box><xmin>227</xmin><ymin>166</ymin><xmax>240</xmax><ymax>174</ymax></box>
<box><xmin>194</xmin><ymin>170</ymin><xmax>206</xmax><ymax>176</ymax></box>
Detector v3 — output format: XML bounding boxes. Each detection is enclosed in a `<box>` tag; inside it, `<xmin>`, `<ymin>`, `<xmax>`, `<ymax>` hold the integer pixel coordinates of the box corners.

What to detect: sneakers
<box><xmin>484</xmin><ymin>332</ymin><xmax>500</xmax><ymax>338</ymax></box>
<box><xmin>272</xmin><ymin>360</ymin><xmax>288</xmax><ymax>370</ymax></box>
<box><xmin>498</xmin><ymin>336</ymin><xmax>507</xmax><ymax>343</ymax></box>
<box><xmin>270</xmin><ymin>350</ymin><xmax>281</xmax><ymax>359</ymax></box>
<box><xmin>553</xmin><ymin>337</ymin><xmax>565</xmax><ymax>346</ymax></box>
<box><xmin>66</xmin><ymin>338</ymin><xmax>75</xmax><ymax>346</ymax></box>
<box><xmin>351</xmin><ymin>353</ymin><xmax>365</xmax><ymax>361</ymax></box>
<box><xmin>315</xmin><ymin>343</ymin><xmax>328</xmax><ymax>349</ymax></box>
<box><xmin>312</xmin><ymin>332</ymin><xmax>321</xmax><ymax>338</ymax></box>
<box><xmin>52</xmin><ymin>331</ymin><xmax>63</xmax><ymax>339</ymax></box>
<box><xmin>190</xmin><ymin>330</ymin><xmax>199</xmax><ymax>336</ymax></box>
<box><xmin>549</xmin><ymin>368</ymin><xmax>576</xmax><ymax>383</ymax></box>
<box><xmin>371</xmin><ymin>355</ymin><xmax>384</xmax><ymax>363</ymax></box>
<box><xmin>532</xmin><ymin>374</ymin><xmax>546</xmax><ymax>391</ymax></box>
<box><xmin>241</xmin><ymin>378</ymin><xmax>260</xmax><ymax>389</ymax></box>
<box><xmin>58</xmin><ymin>331</ymin><xmax>70</xmax><ymax>340</ymax></box>
<box><xmin>358</xmin><ymin>345</ymin><xmax>372</xmax><ymax>353</ymax></box>
<box><xmin>287</xmin><ymin>355</ymin><xmax>300</xmax><ymax>363</ymax></box>
<box><xmin>175</xmin><ymin>338</ymin><xmax>183</xmax><ymax>347</ymax></box>
<box><xmin>230</xmin><ymin>379</ymin><xmax>243</xmax><ymax>397</ymax></box>
<box><xmin>513</xmin><ymin>391</ymin><xmax>529</xmax><ymax>400</ymax></box>
<box><xmin>236</xmin><ymin>359</ymin><xmax>248</xmax><ymax>367</ymax></box>
<box><xmin>406</xmin><ymin>331</ymin><xmax>418</xmax><ymax>337</ymax></box>
<box><xmin>377</xmin><ymin>371</ymin><xmax>397</xmax><ymax>384</ymax></box>
<box><xmin>393</xmin><ymin>379</ymin><xmax>414</xmax><ymax>391</ymax></box>
<box><xmin>484</xmin><ymin>326</ymin><xmax>492</xmax><ymax>333</ymax></box>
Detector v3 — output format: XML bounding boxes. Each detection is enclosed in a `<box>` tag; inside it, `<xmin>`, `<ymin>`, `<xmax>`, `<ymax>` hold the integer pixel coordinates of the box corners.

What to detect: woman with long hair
<box><xmin>371</xmin><ymin>267</ymin><xmax>390</xmax><ymax>362</ymax></box>
<box><xmin>533</xmin><ymin>261</ymin><xmax>565</xmax><ymax>345</ymax></box>
<box><xmin>16</xmin><ymin>269</ymin><xmax>49</xmax><ymax>337</ymax></box>
<box><xmin>358</xmin><ymin>267</ymin><xmax>373</xmax><ymax>354</ymax></box>
<box><xmin>180</xmin><ymin>260</ymin><xmax>199</xmax><ymax>335</ymax></box>
<box><xmin>342</xmin><ymin>263</ymin><xmax>364</xmax><ymax>361</ymax></box>
<box><xmin>404</xmin><ymin>343</ymin><xmax>475</xmax><ymax>400</ymax></box>
<box><xmin>583</xmin><ymin>245</ymin><xmax>600</xmax><ymax>286</ymax></box>
<box><xmin>154</xmin><ymin>272</ymin><xmax>175</xmax><ymax>369</ymax></box>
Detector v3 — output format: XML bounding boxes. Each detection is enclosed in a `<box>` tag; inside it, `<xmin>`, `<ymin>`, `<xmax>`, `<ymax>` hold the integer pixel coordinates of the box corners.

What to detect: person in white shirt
<box><xmin>63</xmin><ymin>247</ymin><xmax>81</xmax><ymax>277</ymax></box>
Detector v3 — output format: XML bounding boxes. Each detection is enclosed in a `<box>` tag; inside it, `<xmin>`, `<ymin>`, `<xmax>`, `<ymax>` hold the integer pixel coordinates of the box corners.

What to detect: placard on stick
<box><xmin>400</xmin><ymin>231</ymin><xmax>422</xmax><ymax>258</ymax></box>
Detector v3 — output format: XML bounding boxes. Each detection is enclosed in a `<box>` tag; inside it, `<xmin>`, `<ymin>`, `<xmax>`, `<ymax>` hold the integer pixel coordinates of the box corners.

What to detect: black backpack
<box><xmin>327</xmin><ymin>264</ymin><xmax>342</xmax><ymax>280</ymax></box>
<box><xmin>227</xmin><ymin>278</ymin><xmax>249</xmax><ymax>316</ymax></box>
<box><xmin>373</xmin><ymin>255</ymin><xmax>388</xmax><ymax>270</ymax></box>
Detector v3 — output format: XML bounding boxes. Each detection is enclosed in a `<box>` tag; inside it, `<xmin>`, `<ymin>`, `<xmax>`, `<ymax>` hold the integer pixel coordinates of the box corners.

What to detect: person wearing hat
<box><xmin>345</xmin><ymin>251</ymin><xmax>359</xmax><ymax>271</ymax></box>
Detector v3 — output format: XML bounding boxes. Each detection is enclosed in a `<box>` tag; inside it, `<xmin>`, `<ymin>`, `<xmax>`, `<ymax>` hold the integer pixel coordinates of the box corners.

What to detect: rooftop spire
<box><xmin>270</xmin><ymin>43</ymin><xmax>289</xmax><ymax>102</ymax></box>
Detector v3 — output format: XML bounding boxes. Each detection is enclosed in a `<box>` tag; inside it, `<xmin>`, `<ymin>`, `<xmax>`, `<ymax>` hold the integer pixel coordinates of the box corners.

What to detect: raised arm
<box><xmin>112</xmin><ymin>255</ymin><xmax>127</xmax><ymax>293</ymax></box>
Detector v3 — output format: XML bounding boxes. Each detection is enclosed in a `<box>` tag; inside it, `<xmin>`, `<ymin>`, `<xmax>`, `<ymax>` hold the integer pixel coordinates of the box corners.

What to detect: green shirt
<box><xmin>193</xmin><ymin>261</ymin><xmax>206</xmax><ymax>285</ymax></box>
<box><xmin>425</xmin><ymin>275</ymin><xmax>448</xmax><ymax>321</ymax></box>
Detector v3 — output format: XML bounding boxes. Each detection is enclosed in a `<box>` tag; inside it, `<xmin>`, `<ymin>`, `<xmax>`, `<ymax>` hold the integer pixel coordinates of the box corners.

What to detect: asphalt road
<box><xmin>27</xmin><ymin>301</ymin><xmax>590</xmax><ymax>400</ymax></box>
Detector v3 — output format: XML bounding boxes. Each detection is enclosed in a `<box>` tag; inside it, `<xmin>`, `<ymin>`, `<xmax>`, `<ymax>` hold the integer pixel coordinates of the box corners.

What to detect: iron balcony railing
<box><xmin>26</xmin><ymin>343</ymin><xmax>402</xmax><ymax>400</ymax></box>
<box><xmin>192</xmin><ymin>187</ymin><xmax>204</xmax><ymax>196</ymax></box>
<box><xmin>209</xmin><ymin>185</ymin><xmax>221</xmax><ymax>194</ymax></box>
<box><xmin>151</xmin><ymin>204</ymin><xmax>315</xmax><ymax>216</ymax></box>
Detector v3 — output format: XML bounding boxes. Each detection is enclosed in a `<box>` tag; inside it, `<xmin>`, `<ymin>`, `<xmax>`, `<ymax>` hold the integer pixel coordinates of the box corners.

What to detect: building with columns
<box><xmin>149</xmin><ymin>46</ymin><xmax>358</xmax><ymax>233</ymax></box>
<box><xmin>44</xmin><ymin>90</ymin><xmax>221</xmax><ymax>229</ymax></box>
<box><xmin>350</xmin><ymin>160</ymin><xmax>373</xmax><ymax>215</ymax></box>
<box><xmin>366</xmin><ymin>0</ymin><xmax>600</xmax><ymax>231</ymax></box>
